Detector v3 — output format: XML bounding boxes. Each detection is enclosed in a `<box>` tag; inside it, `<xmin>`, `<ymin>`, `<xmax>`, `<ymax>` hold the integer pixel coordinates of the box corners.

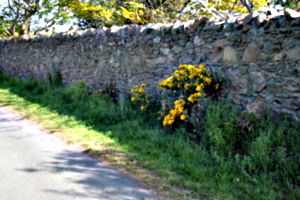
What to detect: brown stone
<box><xmin>228</xmin><ymin>70</ymin><xmax>248</xmax><ymax>92</ymax></box>
<box><xmin>273</xmin><ymin>52</ymin><xmax>287</xmax><ymax>62</ymax></box>
<box><xmin>243</xmin><ymin>11</ymin><xmax>259</xmax><ymax>24</ymax></box>
<box><xmin>210</xmin><ymin>49</ymin><xmax>223</xmax><ymax>63</ymax></box>
<box><xmin>213</xmin><ymin>39</ymin><xmax>228</xmax><ymax>48</ymax></box>
<box><xmin>258</xmin><ymin>52</ymin><xmax>270</xmax><ymax>61</ymax></box>
<box><xmin>246</xmin><ymin>98</ymin><xmax>267</xmax><ymax>117</ymax></box>
<box><xmin>242</xmin><ymin>43</ymin><xmax>260</xmax><ymax>62</ymax></box>
<box><xmin>223</xmin><ymin>47</ymin><xmax>239</xmax><ymax>63</ymax></box>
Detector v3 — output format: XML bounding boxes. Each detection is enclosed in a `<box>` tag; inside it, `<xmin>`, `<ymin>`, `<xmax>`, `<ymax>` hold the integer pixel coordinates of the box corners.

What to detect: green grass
<box><xmin>0</xmin><ymin>72</ymin><xmax>299</xmax><ymax>200</ymax></box>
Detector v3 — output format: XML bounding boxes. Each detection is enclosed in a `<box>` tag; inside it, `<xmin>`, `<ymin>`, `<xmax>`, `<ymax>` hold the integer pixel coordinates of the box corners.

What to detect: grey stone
<box><xmin>284</xmin><ymin>8</ymin><xmax>300</xmax><ymax>19</ymax></box>
<box><xmin>250</xmin><ymin>72</ymin><xmax>266</xmax><ymax>92</ymax></box>
<box><xmin>153</xmin><ymin>36</ymin><xmax>161</xmax><ymax>43</ymax></box>
<box><xmin>194</xmin><ymin>36</ymin><xmax>205</xmax><ymax>46</ymax></box>
<box><xmin>228</xmin><ymin>70</ymin><xmax>248</xmax><ymax>92</ymax></box>
<box><xmin>172</xmin><ymin>45</ymin><xmax>184</xmax><ymax>54</ymax></box>
<box><xmin>287</xmin><ymin>47</ymin><xmax>300</xmax><ymax>59</ymax></box>
<box><xmin>246</xmin><ymin>98</ymin><xmax>267</xmax><ymax>117</ymax></box>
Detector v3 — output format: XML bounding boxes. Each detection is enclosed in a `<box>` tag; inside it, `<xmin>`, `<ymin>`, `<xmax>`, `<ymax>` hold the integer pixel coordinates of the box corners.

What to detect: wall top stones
<box><xmin>1</xmin><ymin>8</ymin><xmax>300</xmax><ymax>45</ymax></box>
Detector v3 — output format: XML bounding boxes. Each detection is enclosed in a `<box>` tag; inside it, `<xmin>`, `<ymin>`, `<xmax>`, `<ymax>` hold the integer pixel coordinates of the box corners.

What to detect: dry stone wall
<box><xmin>0</xmin><ymin>10</ymin><xmax>300</xmax><ymax>119</ymax></box>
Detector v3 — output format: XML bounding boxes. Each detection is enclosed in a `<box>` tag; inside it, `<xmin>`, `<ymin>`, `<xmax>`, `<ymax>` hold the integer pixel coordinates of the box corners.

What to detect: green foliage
<box><xmin>272</xmin><ymin>0</ymin><xmax>300</xmax><ymax>11</ymax></box>
<box><xmin>130</xmin><ymin>83</ymin><xmax>152</xmax><ymax>110</ymax></box>
<box><xmin>0</xmin><ymin>72</ymin><xmax>299</xmax><ymax>200</ymax></box>
<box><xmin>68</xmin><ymin>0</ymin><xmax>152</xmax><ymax>28</ymax></box>
<box><xmin>96</xmin><ymin>82</ymin><xmax>119</xmax><ymax>103</ymax></box>
<box><xmin>47</xmin><ymin>69</ymin><xmax>63</xmax><ymax>87</ymax></box>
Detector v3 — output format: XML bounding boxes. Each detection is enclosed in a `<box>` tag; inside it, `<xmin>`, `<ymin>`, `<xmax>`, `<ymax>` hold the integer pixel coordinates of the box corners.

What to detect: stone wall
<box><xmin>0</xmin><ymin>10</ymin><xmax>300</xmax><ymax>119</ymax></box>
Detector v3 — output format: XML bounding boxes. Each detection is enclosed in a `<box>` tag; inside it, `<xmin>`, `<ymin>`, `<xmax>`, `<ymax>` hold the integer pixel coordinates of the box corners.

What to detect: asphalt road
<box><xmin>0</xmin><ymin>106</ymin><xmax>158</xmax><ymax>200</ymax></box>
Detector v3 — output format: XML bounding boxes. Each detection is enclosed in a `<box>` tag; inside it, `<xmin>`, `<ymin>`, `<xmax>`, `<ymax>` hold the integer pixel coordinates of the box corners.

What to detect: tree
<box><xmin>68</xmin><ymin>0</ymin><xmax>154</xmax><ymax>29</ymax></box>
<box><xmin>272</xmin><ymin>0</ymin><xmax>300</xmax><ymax>11</ymax></box>
<box><xmin>0</xmin><ymin>0</ymin><xmax>71</xmax><ymax>36</ymax></box>
<box><xmin>186</xmin><ymin>0</ymin><xmax>268</xmax><ymax>20</ymax></box>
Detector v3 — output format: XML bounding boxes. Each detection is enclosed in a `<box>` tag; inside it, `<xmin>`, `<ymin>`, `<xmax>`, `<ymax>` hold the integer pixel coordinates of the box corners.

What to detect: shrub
<box><xmin>95</xmin><ymin>82</ymin><xmax>119</xmax><ymax>103</ymax></box>
<box><xmin>130</xmin><ymin>83</ymin><xmax>151</xmax><ymax>110</ymax></box>
<box><xmin>157</xmin><ymin>64</ymin><xmax>225</xmax><ymax>134</ymax></box>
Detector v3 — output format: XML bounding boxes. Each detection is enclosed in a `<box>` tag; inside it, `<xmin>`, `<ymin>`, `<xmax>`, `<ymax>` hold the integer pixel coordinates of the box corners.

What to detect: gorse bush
<box><xmin>156</xmin><ymin>64</ymin><xmax>225</xmax><ymax>135</ymax></box>
<box><xmin>130</xmin><ymin>83</ymin><xmax>151</xmax><ymax>110</ymax></box>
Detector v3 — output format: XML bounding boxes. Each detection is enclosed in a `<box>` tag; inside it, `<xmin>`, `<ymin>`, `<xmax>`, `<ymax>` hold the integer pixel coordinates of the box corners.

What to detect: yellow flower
<box><xmin>140</xmin><ymin>106</ymin><xmax>146</xmax><ymax>110</ymax></box>
<box><xmin>78</xmin><ymin>80</ymin><xmax>83</xmax><ymax>83</ymax></box>
<box><xmin>163</xmin><ymin>120</ymin><xmax>168</xmax><ymax>126</ymax></box>
<box><xmin>180</xmin><ymin>115</ymin><xmax>186</xmax><ymax>120</ymax></box>
<box><xmin>188</xmin><ymin>96</ymin><xmax>194</xmax><ymax>103</ymax></box>
<box><xmin>168</xmin><ymin>119</ymin><xmax>174</xmax><ymax>124</ymax></box>
<box><xmin>141</xmin><ymin>83</ymin><xmax>146</xmax><ymax>87</ymax></box>
<box><xmin>196</xmin><ymin>85</ymin><xmax>202</xmax><ymax>91</ymax></box>
<box><xmin>131</xmin><ymin>97</ymin><xmax>136</xmax><ymax>101</ymax></box>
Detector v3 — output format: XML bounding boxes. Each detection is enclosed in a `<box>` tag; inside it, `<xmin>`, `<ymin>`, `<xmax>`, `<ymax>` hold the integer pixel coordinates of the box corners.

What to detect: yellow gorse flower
<box><xmin>157</xmin><ymin>64</ymin><xmax>225</xmax><ymax>126</ymax></box>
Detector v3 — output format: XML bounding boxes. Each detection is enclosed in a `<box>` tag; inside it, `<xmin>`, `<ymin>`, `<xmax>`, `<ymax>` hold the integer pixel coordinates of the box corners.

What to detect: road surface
<box><xmin>0</xmin><ymin>106</ymin><xmax>158</xmax><ymax>200</ymax></box>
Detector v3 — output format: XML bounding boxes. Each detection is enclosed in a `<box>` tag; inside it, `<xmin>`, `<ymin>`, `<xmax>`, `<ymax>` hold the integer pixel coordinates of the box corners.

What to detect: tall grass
<box><xmin>0</xmin><ymin>71</ymin><xmax>299</xmax><ymax>200</ymax></box>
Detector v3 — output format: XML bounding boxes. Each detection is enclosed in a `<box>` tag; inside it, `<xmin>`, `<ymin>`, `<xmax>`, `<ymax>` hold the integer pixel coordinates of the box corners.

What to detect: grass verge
<box><xmin>0</xmin><ymin>73</ymin><xmax>299</xmax><ymax>200</ymax></box>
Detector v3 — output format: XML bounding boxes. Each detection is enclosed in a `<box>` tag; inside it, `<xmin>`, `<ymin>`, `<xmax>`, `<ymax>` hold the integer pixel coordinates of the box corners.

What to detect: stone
<box><xmin>291</xmin><ymin>18</ymin><xmax>300</xmax><ymax>27</ymax></box>
<box><xmin>257</xmin><ymin>13</ymin><xmax>267</xmax><ymax>26</ymax></box>
<box><xmin>282</xmin><ymin>39</ymin><xmax>296</xmax><ymax>49</ymax></box>
<box><xmin>171</xmin><ymin>45</ymin><xmax>184</xmax><ymax>54</ymax></box>
<box><xmin>194</xmin><ymin>36</ymin><xmax>205</xmax><ymax>46</ymax></box>
<box><xmin>243</xmin><ymin>11</ymin><xmax>259</xmax><ymax>24</ymax></box>
<box><xmin>153</xmin><ymin>36</ymin><xmax>161</xmax><ymax>43</ymax></box>
<box><xmin>171</xmin><ymin>20</ymin><xmax>183</xmax><ymax>35</ymax></box>
<box><xmin>184</xmin><ymin>17</ymin><xmax>208</xmax><ymax>34</ymax></box>
<box><xmin>257</xmin><ymin>52</ymin><xmax>270</xmax><ymax>61</ymax></box>
<box><xmin>285</xmin><ymin>86</ymin><xmax>300</xmax><ymax>93</ymax></box>
<box><xmin>250</xmin><ymin>72</ymin><xmax>266</xmax><ymax>92</ymax></box>
<box><xmin>210</xmin><ymin>49</ymin><xmax>223</xmax><ymax>63</ymax></box>
<box><xmin>242</xmin><ymin>24</ymin><xmax>251</xmax><ymax>32</ymax></box>
<box><xmin>284</xmin><ymin>8</ymin><xmax>300</xmax><ymax>19</ymax></box>
<box><xmin>213</xmin><ymin>39</ymin><xmax>228</xmax><ymax>47</ymax></box>
<box><xmin>228</xmin><ymin>70</ymin><xmax>248</xmax><ymax>92</ymax></box>
<box><xmin>183</xmin><ymin>19</ymin><xmax>196</xmax><ymax>33</ymax></box>
<box><xmin>179</xmin><ymin>55</ymin><xmax>194</xmax><ymax>64</ymax></box>
<box><xmin>223</xmin><ymin>47</ymin><xmax>239</xmax><ymax>63</ymax></box>
<box><xmin>242</xmin><ymin>43</ymin><xmax>260</xmax><ymax>62</ymax></box>
<box><xmin>263</xmin><ymin>43</ymin><xmax>281</xmax><ymax>53</ymax></box>
<box><xmin>224</xmin><ymin>23</ymin><xmax>234</xmax><ymax>32</ymax></box>
<box><xmin>273</xmin><ymin>52</ymin><xmax>287</xmax><ymax>62</ymax></box>
<box><xmin>246</xmin><ymin>98</ymin><xmax>267</xmax><ymax>117</ymax></box>
<box><xmin>287</xmin><ymin>47</ymin><xmax>300</xmax><ymax>59</ymax></box>
<box><xmin>160</xmin><ymin>47</ymin><xmax>170</xmax><ymax>55</ymax></box>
